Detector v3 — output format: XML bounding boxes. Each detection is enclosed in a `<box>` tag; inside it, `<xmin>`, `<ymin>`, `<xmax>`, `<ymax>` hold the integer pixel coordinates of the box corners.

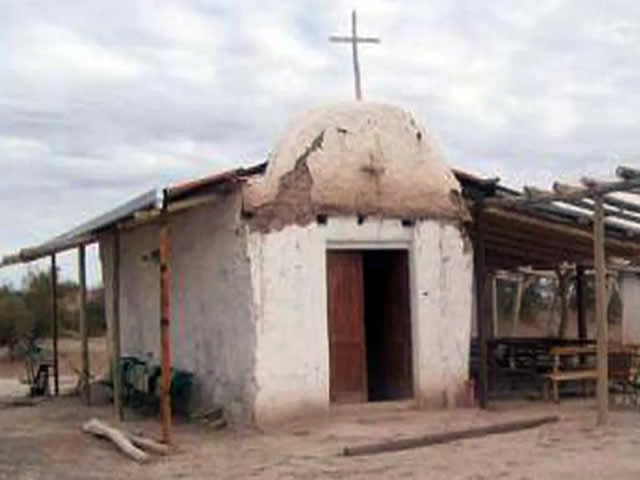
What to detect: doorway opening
<box><xmin>327</xmin><ymin>249</ymin><xmax>413</xmax><ymax>404</ymax></box>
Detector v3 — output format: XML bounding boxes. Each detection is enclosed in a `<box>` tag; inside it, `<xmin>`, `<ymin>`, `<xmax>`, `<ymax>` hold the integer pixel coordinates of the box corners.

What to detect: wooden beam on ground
<box><xmin>342</xmin><ymin>416</ymin><xmax>559</xmax><ymax>456</ymax></box>
<box><xmin>159</xmin><ymin>206</ymin><xmax>173</xmax><ymax>445</ymax></box>
<box><xmin>78</xmin><ymin>245</ymin><xmax>90</xmax><ymax>405</ymax></box>
<box><xmin>473</xmin><ymin>207</ymin><xmax>489</xmax><ymax>409</ymax></box>
<box><xmin>593</xmin><ymin>196</ymin><xmax>608</xmax><ymax>426</ymax></box>
<box><xmin>50</xmin><ymin>254</ymin><xmax>59</xmax><ymax>396</ymax></box>
<box><xmin>112</xmin><ymin>230</ymin><xmax>123</xmax><ymax>420</ymax></box>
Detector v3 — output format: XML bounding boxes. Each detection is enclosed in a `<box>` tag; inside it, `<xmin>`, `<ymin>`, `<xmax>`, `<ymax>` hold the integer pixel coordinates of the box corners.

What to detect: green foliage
<box><xmin>0</xmin><ymin>268</ymin><xmax>106</xmax><ymax>349</ymax></box>
<box><xmin>0</xmin><ymin>287</ymin><xmax>34</xmax><ymax>347</ymax></box>
<box><xmin>22</xmin><ymin>269</ymin><xmax>53</xmax><ymax>338</ymax></box>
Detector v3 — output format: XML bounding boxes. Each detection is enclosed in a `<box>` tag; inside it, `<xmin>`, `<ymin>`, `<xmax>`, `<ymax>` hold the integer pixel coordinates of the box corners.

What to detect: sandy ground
<box><xmin>1</xmin><ymin>397</ymin><xmax>640</xmax><ymax>479</ymax></box>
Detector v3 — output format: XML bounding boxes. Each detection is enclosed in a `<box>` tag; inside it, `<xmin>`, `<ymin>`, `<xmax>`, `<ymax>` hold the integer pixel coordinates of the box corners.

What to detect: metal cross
<box><xmin>329</xmin><ymin>10</ymin><xmax>380</xmax><ymax>100</ymax></box>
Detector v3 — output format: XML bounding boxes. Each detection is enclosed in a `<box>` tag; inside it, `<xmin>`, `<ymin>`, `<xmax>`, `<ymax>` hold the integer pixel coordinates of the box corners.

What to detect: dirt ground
<box><xmin>1</xmin><ymin>397</ymin><xmax>640</xmax><ymax>479</ymax></box>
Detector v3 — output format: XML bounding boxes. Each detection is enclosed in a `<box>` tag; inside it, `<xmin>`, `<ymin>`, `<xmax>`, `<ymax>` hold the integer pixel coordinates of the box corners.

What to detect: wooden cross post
<box><xmin>330</xmin><ymin>10</ymin><xmax>380</xmax><ymax>100</ymax></box>
<box><xmin>593</xmin><ymin>195</ymin><xmax>608</xmax><ymax>425</ymax></box>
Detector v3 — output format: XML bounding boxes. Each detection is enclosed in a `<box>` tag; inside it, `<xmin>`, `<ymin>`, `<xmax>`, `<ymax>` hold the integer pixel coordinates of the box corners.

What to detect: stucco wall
<box><xmin>247</xmin><ymin>216</ymin><xmax>474</xmax><ymax>426</ymax></box>
<box><xmin>99</xmin><ymin>192</ymin><xmax>256</xmax><ymax>419</ymax></box>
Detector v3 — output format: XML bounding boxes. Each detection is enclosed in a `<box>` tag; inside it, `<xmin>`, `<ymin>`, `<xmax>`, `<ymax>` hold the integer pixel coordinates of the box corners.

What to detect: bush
<box><xmin>0</xmin><ymin>288</ymin><xmax>34</xmax><ymax>348</ymax></box>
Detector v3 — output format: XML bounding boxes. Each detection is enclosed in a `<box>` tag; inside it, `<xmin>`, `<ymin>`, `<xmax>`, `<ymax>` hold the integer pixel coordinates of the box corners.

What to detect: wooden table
<box><xmin>543</xmin><ymin>346</ymin><xmax>597</xmax><ymax>402</ymax></box>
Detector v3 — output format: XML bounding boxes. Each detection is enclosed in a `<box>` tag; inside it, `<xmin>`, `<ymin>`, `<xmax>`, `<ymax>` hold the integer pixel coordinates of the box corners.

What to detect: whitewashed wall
<box><xmin>99</xmin><ymin>193</ymin><xmax>256</xmax><ymax>419</ymax></box>
<box><xmin>247</xmin><ymin>216</ymin><xmax>474</xmax><ymax>425</ymax></box>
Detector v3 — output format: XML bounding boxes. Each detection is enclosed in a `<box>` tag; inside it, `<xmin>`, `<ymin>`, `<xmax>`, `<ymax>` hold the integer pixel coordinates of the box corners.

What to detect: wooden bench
<box><xmin>543</xmin><ymin>370</ymin><xmax>597</xmax><ymax>402</ymax></box>
<box><xmin>543</xmin><ymin>346</ymin><xmax>597</xmax><ymax>402</ymax></box>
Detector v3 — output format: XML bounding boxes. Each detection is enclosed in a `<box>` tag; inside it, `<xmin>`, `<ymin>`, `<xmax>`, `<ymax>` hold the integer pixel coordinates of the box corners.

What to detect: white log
<box><xmin>82</xmin><ymin>418</ymin><xmax>149</xmax><ymax>463</ymax></box>
<box><xmin>128</xmin><ymin>433</ymin><xmax>170</xmax><ymax>455</ymax></box>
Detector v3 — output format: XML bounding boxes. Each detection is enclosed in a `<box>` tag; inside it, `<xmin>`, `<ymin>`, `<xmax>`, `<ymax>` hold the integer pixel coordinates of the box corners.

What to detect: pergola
<box><xmin>458</xmin><ymin>166</ymin><xmax>640</xmax><ymax>425</ymax></box>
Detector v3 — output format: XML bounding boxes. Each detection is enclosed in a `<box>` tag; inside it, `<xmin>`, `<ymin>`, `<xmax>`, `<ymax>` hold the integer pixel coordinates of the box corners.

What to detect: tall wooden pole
<box><xmin>593</xmin><ymin>196</ymin><xmax>608</xmax><ymax>425</ymax></box>
<box><xmin>78</xmin><ymin>245</ymin><xmax>90</xmax><ymax>405</ymax></box>
<box><xmin>159</xmin><ymin>205</ymin><xmax>173</xmax><ymax>444</ymax></box>
<box><xmin>474</xmin><ymin>207</ymin><xmax>489</xmax><ymax>409</ymax></box>
<box><xmin>50</xmin><ymin>254</ymin><xmax>59</xmax><ymax>396</ymax></box>
<box><xmin>112</xmin><ymin>231</ymin><xmax>123</xmax><ymax>420</ymax></box>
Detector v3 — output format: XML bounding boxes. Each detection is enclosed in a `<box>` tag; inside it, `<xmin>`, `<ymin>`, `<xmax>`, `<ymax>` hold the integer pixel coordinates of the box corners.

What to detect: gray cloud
<box><xmin>2</xmin><ymin>0</ymin><xmax>640</xmax><ymax>284</ymax></box>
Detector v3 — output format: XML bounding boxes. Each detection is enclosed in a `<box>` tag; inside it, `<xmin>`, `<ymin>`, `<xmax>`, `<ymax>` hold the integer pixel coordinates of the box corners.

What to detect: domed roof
<box><xmin>244</xmin><ymin>102</ymin><xmax>466</xmax><ymax>229</ymax></box>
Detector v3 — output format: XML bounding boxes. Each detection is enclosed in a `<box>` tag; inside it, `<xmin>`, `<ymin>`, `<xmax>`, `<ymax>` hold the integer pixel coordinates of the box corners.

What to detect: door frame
<box><xmin>325</xmin><ymin>241</ymin><xmax>416</xmax><ymax>404</ymax></box>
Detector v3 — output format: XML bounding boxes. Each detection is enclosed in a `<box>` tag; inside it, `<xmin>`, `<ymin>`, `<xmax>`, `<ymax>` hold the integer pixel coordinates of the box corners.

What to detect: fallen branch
<box><xmin>128</xmin><ymin>433</ymin><xmax>170</xmax><ymax>455</ymax></box>
<box><xmin>82</xmin><ymin>418</ymin><xmax>149</xmax><ymax>463</ymax></box>
<box><xmin>342</xmin><ymin>415</ymin><xmax>559</xmax><ymax>457</ymax></box>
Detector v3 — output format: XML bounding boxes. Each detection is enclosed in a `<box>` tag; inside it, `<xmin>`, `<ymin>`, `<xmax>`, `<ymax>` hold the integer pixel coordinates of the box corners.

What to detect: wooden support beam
<box><xmin>557</xmin><ymin>269</ymin><xmax>570</xmax><ymax>338</ymax></box>
<box><xmin>112</xmin><ymin>231</ymin><xmax>123</xmax><ymax>420</ymax></box>
<box><xmin>558</xmin><ymin>197</ymin><xmax>640</xmax><ymax>225</ymax></box>
<box><xmin>473</xmin><ymin>207</ymin><xmax>489</xmax><ymax>409</ymax></box>
<box><xmin>511</xmin><ymin>277</ymin><xmax>525</xmax><ymax>335</ymax></box>
<box><xmin>485</xmin><ymin>175</ymin><xmax>640</xmax><ymax>208</ymax></box>
<box><xmin>50</xmin><ymin>254</ymin><xmax>59</xmax><ymax>396</ymax></box>
<box><xmin>593</xmin><ymin>196</ymin><xmax>608</xmax><ymax>426</ymax></box>
<box><xmin>159</xmin><ymin>210</ymin><xmax>173</xmax><ymax>445</ymax></box>
<box><xmin>484</xmin><ymin>234</ymin><xmax>585</xmax><ymax>265</ymax></box>
<box><xmin>576</xmin><ymin>265</ymin><xmax>587</xmax><ymax>340</ymax></box>
<box><xmin>485</xmin><ymin>207</ymin><xmax>640</xmax><ymax>257</ymax></box>
<box><xmin>78</xmin><ymin>245</ymin><xmax>90</xmax><ymax>405</ymax></box>
<box><xmin>491</xmin><ymin>275</ymin><xmax>499</xmax><ymax>337</ymax></box>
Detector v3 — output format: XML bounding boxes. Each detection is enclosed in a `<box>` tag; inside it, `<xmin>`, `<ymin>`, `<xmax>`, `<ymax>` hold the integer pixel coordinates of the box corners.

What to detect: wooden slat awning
<box><xmin>455</xmin><ymin>166</ymin><xmax>640</xmax><ymax>270</ymax></box>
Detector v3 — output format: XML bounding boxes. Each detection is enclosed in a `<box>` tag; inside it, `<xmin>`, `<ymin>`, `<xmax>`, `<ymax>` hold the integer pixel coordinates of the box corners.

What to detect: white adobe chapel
<box><xmin>96</xmin><ymin>102</ymin><xmax>473</xmax><ymax>425</ymax></box>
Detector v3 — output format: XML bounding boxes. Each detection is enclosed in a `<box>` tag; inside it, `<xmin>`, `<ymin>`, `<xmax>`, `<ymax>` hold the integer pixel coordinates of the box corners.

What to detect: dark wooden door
<box><xmin>382</xmin><ymin>251</ymin><xmax>413</xmax><ymax>399</ymax></box>
<box><xmin>327</xmin><ymin>251</ymin><xmax>367</xmax><ymax>403</ymax></box>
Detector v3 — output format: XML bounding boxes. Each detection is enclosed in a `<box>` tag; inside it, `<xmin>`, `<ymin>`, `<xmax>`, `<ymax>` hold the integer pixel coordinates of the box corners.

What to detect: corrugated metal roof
<box><xmin>0</xmin><ymin>162</ymin><xmax>266</xmax><ymax>266</ymax></box>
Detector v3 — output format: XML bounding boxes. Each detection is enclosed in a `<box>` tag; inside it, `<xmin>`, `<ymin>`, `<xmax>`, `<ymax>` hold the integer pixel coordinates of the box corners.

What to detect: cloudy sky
<box><xmin>2</xmin><ymin>0</ymin><xmax>640</xmax><ymax>286</ymax></box>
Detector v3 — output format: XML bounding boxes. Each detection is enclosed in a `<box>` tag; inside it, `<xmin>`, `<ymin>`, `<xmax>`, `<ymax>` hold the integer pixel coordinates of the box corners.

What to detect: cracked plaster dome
<box><xmin>244</xmin><ymin>102</ymin><xmax>466</xmax><ymax>224</ymax></box>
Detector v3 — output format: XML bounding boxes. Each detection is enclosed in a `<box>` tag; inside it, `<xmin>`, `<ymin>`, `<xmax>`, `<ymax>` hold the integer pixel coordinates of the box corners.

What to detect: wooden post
<box><xmin>159</xmin><ymin>208</ymin><xmax>173</xmax><ymax>444</ymax></box>
<box><xmin>593</xmin><ymin>196</ymin><xmax>608</xmax><ymax>425</ymax></box>
<box><xmin>557</xmin><ymin>270</ymin><xmax>569</xmax><ymax>338</ymax></box>
<box><xmin>50</xmin><ymin>254</ymin><xmax>59</xmax><ymax>396</ymax></box>
<box><xmin>576</xmin><ymin>265</ymin><xmax>587</xmax><ymax>340</ymax></box>
<box><xmin>473</xmin><ymin>207</ymin><xmax>489</xmax><ymax>409</ymax></box>
<box><xmin>112</xmin><ymin>231</ymin><xmax>123</xmax><ymax>420</ymax></box>
<box><xmin>78</xmin><ymin>245</ymin><xmax>90</xmax><ymax>405</ymax></box>
<box><xmin>511</xmin><ymin>277</ymin><xmax>524</xmax><ymax>336</ymax></box>
<box><xmin>491</xmin><ymin>275</ymin><xmax>499</xmax><ymax>337</ymax></box>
